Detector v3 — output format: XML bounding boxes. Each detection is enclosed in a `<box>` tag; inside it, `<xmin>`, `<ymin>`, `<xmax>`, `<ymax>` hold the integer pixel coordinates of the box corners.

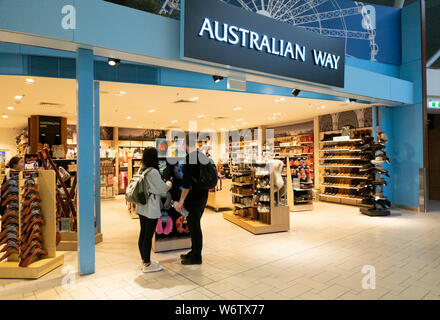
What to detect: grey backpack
<box><xmin>125</xmin><ymin>168</ymin><xmax>152</xmax><ymax>205</ymax></box>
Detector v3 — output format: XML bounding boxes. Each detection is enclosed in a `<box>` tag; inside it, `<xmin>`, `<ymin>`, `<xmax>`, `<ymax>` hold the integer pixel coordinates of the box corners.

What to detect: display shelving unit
<box><xmin>223</xmin><ymin>162</ymin><xmax>290</xmax><ymax>234</ymax></box>
<box><xmin>318</xmin><ymin>128</ymin><xmax>373</xmax><ymax>207</ymax></box>
<box><xmin>100</xmin><ymin>158</ymin><xmax>115</xmax><ymax>199</ymax></box>
<box><xmin>0</xmin><ymin>170</ymin><xmax>64</xmax><ymax>279</ymax></box>
<box><xmin>273</xmin><ymin>133</ymin><xmax>314</xmax><ymax>212</ymax></box>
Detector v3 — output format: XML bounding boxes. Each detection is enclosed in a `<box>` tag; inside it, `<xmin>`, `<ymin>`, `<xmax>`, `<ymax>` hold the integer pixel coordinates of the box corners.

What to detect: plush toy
<box><xmin>156</xmin><ymin>211</ymin><xmax>173</xmax><ymax>235</ymax></box>
<box><xmin>176</xmin><ymin>216</ymin><xmax>190</xmax><ymax>234</ymax></box>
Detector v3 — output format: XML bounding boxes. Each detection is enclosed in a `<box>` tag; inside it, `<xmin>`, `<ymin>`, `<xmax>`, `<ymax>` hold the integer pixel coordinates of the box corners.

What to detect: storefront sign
<box><xmin>181</xmin><ymin>0</ymin><xmax>345</xmax><ymax>87</ymax></box>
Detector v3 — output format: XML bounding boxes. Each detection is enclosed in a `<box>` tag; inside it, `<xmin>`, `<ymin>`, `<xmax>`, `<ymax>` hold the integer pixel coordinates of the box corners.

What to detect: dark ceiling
<box><xmin>356</xmin><ymin>0</ymin><xmax>440</xmax><ymax>68</ymax></box>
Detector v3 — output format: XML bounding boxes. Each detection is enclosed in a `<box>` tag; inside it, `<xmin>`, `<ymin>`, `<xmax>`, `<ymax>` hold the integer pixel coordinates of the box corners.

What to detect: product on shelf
<box><xmin>19</xmin><ymin>175</ymin><xmax>47</xmax><ymax>267</ymax></box>
<box><xmin>100</xmin><ymin>158</ymin><xmax>115</xmax><ymax>199</ymax></box>
<box><xmin>0</xmin><ymin>174</ymin><xmax>20</xmax><ymax>262</ymax></box>
<box><xmin>359</xmin><ymin>132</ymin><xmax>391</xmax><ymax>216</ymax></box>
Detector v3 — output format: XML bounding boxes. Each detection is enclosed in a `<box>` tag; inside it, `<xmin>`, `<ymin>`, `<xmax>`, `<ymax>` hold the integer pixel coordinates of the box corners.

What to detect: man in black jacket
<box><xmin>175</xmin><ymin>138</ymin><xmax>209</xmax><ymax>265</ymax></box>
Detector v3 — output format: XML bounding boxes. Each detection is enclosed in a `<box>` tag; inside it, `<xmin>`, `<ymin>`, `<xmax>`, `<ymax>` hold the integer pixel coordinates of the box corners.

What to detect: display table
<box><xmin>207</xmin><ymin>179</ymin><xmax>234</xmax><ymax>212</ymax></box>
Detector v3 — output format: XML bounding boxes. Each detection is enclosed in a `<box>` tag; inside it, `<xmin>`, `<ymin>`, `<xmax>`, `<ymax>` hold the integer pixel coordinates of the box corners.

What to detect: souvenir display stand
<box><xmin>152</xmin><ymin>156</ymin><xmax>191</xmax><ymax>253</ymax></box>
<box><xmin>223</xmin><ymin>162</ymin><xmax>290</xmax><ymax>235</ymax></box>
<box><xmin>0</xmin><ymin>170</ymin><xmax>64</xmax><ymax>279</ymax></box>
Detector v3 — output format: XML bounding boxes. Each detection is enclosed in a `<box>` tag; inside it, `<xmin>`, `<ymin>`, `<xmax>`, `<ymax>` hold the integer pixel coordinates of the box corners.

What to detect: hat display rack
<box><xmin>359</xmin><ymin>132</ymin><xmax>391</xmax><ymax>216</ymax></box>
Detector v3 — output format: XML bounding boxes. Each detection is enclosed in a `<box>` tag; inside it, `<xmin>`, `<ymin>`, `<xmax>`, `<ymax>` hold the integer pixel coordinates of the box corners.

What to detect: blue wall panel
<box><xmin>380</xmin><ymin>1</ymin><xmax>423</xmax><ymax>207</ymax></box>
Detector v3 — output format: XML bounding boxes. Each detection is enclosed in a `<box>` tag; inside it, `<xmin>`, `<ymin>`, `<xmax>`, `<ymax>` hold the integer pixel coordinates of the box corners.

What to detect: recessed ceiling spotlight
<box><xmin>108</xmin><ymin>58</ymin><xmax>120</xmax><ymax>66</ymax></box>
<box><xmin>171</xmin><ymin>120</ymin><xmax>177</xmax><ymax>123</ymax></box>
<box><xmin>279</xmin><ymin>98</ymin><xmax>285</xmax><ymax>101</ymax></box>
<box><xmin>160</xmin><ymin>127</ymin><xmax>164</xmax><ymax>130</ymax></box>
<box><xmin>190</xmin><ymin>97</ymin><xmax>199</xmax><ymax>101</ymax></box>
<box><xmin>275</xmin><ymin>99</ymin><xmax>280</xmax><ymax>103</ymax></box>
<box><xmin>102</xmin><ymin>123</ymin><xmax>107</xmax><ymax>126</ymax></box>
<box><xmin>136</xmin><ymin>125</ymin><xmax>143</xmax><ymax>128</ymax></box>
<box><xmin>148</xmin><ymin>109</ymin><xmax>155</xmax><ymax>113</ymax></box>
<box><xmin>126</xmin><ymin>116</ymin><xmax>132</xmax><ymax>120</ymax></box>
<box><xmin>213</xmin><ymin>75</ymin><xmax>224</xmax><ymax>83</ymax></box>
<box><xmin>210</xmin><ymin>122</ymin><xmax>214</xmax><ymax>126</ymax></box>
<box><xmin>7</xmin><ymin>106</ymin><xmax>14</xmax><ymax>110</ymax></box>
<box><xmin>119</xmin><ymin>91</ymin><xmax>126</xmax><ymax>95</ymax></box>
<box><xmin>197</xmin><ymin>115</ymin><xmax>206</xmax><ymax>119</ymax></box>
<box><xmin>25</xmin><ymin>78</ymin><xmax>34</xmax><ymax>84</ymax></box>
<box><xmin>14</xmin><ymin>95</ymin><xmax>23</xmax><ymax>100</ymax></box>
<box><xmin>268</xmin><ymin>117</ymin><xmax>272</xmax><ymax>120</ymax></box>
<box><xmin>233</xmin><ymin>107</ymin><xmax>242</xmax><ymax>111</ymax></box>
<box><xmin>236</xmin><ymin>118</ymin><xmax>243</xmax><ymax>122</ymax></box>
<box><xmin>242</xmin><ymin>122</ymin><xmax>248</xmax><ymax>125</ymax></box>
<box><xmin>2</xmin><ymin>114</ymin><xmax>8</xmax><ymax>119</ymax></box>
<box><xmin>321</xmin><ymin>106</ymin><xmax>326</xmax><ymax>109</ymax></box>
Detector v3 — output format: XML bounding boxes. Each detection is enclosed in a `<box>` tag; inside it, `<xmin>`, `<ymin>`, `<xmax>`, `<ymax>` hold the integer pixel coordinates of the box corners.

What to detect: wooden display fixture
<box><xmin>318</xmin><ymin>128</ymin><xmax>373</xmax><ymax>207</ymax></box>
<box><xmin>152</xmin><ymin>235</ymin><xmax>191</xmax><ymax>253</ymax></box>
<box><xmin>0</xmin><ymin>170</ymin><xmax>64</xmax><ymax>279</ymax></box>
<box><xmin>207</xmin><ymin>179</ymin><xmax>234</xmax><ymax>212</ymax></box>
<box><xmin>57</xmin><ymin>229</ymin><xmax>103</xmax><ymax>251</ymax></box>
<box><xmin>223</xmin><ymin>163</ymin><xmax>290</xmax><ymax>235</ymax></box>
<box><xmin>285</xmin><ymin>157</ymin><xmax>314</xmax><ymax>212</ymax></box>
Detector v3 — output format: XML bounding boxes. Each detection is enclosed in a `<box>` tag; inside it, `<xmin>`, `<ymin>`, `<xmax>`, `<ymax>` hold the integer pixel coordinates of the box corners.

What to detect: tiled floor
<box><xmin>1</xmin><ymin>196</ymin><xmax>440</xmax><ymax>300</ymax></box>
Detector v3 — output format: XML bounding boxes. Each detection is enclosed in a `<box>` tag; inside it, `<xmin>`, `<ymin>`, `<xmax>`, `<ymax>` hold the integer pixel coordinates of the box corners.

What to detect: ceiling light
<box><xmin>321</xmin><ymin>106</ymin><xmax>326</xmax><ymax>109</ymax></box>
<box><xmin>233</xmin><ymin>107</ymin><xmax>242</xmax><ymax>111</ymax></box>
<box><xmin>275</xmin><ymin>99</ymin><xmax>280</xmax><ymax>103</ymax></box>
<box><xmin>242</xmin><ymin>122</ymin><xmax>248</xmax><ymax>125</ymax></box>
<box><xmin>160</xmin><ymin>127</ymin><xmax>164</xmax><ymax>130</ymax></box>
<box><xmin>7</xmin><ymin>106</ymin><xmax>14</xmax><ymax>110</ymax></box>
<box><xmin>292</xmin><ymin>89</ymin><xmax>301</xmax><ymax>97</ymax></box>
<box><xmin>210</xmin><ymin>122</ymin><xmax>214</xmax><ymax>126</ymax></box>
<box><xmin>102</xmin><ymin>123</ymin><xmax>107</xmax><ymax>126</ymax></box>
<box><xmin>148</xmin><ymin>109</ymin><xmax>155</xmax><ymax>113</ymax></box>
<box><xmin>136</xmin><ymin>125</ymin><xmax>143</xmax><ymax>128</ymax></box>
<box><xmin>25</xmin><ymin>78</ymin><xmax>34</xmax><ymax>84</ymax></box>
<box><xmin>108</xmin><ymin>58</ymin><xmax>120</xmax><ymax>66</ymax></box>
<box><xmin>171</xmin><ymin>120</ymin><xmax>177</xmax><ymax>123</ymax></box>
<box><xmin>190</xmin><ymin>97</ymin><xmax>199</xmax><ymax>101</ymax></box>
<box><xmin>279</xmin><ymin>98</ymin><xmax>285</xmax><ymax>101</ymax></box>
<box><xmin>268</xmin><ymin>117</ymin><xmax>272</xmax><ymax>120</ymax></box>
<box><xmin>119</xmin><ymin>91</ymin><xmax>126</xmax><ymax>95</ymax></box>
<box><xmin>236</xmin><ymin>118</ymin><xmax>243</xmax><ymax>122</ymax></box>
<box><xmin>213</xmin><ymin>75</ymin><xmax>224</xmax><ymax>83</ymax></box>
<box><xmin>2</xmin><ymin>114</ymin><xmax>8</xmax><ymax>119</ymax></box>
<box><xmin>126</xmin><ymin>116</ymin><xmax>132</xmax><ymax>120</ymax></box>
<box><xmin>198</xmin><ymin>115</ymin><xmax>206</xmax><ymax>119</ymax></box>
<box><xmin>14</xmin><ymin>95</ymin><xmax>23</xmax><ymax>100</ymax></box>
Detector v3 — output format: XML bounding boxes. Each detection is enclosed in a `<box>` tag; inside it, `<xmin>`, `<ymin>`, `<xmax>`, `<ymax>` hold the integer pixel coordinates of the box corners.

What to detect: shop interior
<box><xmin>0</xmin><ymin>74</ymin><xmax>391</xmax><ymax>278</ymax></box>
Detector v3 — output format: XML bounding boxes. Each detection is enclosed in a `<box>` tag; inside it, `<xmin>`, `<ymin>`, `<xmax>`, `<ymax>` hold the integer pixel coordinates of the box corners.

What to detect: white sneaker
<box><xmin>142</xmin><ymin>261</ymin><xmax>163</xmax><ymax>273</ymax></box>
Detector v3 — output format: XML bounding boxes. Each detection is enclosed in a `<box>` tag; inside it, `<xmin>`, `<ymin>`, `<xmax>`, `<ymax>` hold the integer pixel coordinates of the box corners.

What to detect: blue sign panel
<box><xmin>181</xmin><ymin>0</ymin><xmax>346</xmax><ymax>87</ymax></box>
<box><xmin>159</xmin><ymin>0</ymin><xmax>401</xmax><ymax>65</ymax></box>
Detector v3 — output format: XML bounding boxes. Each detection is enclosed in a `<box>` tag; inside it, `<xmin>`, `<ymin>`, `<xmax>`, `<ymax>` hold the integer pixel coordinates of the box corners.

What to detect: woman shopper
<box><xmin>136</xmin><ymin>147</ymin><xmax>172</xmax><ymax>273</ymax></box>
<box><xmin>6</xmin><ymin>156</ymin><xmax>24</xmax><ymax>171</ymax></box>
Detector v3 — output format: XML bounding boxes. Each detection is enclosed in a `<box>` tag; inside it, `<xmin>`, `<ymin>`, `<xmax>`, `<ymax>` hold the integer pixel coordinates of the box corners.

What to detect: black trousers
<box><xmin>138</xmin><ymin>215</ymin><xmax>158</xmax><ymax>264</ymax></box>
<box><xmin>186</xmin><ymin>191</ymin><xmax>208</xmax><ymax>260</ymax></box>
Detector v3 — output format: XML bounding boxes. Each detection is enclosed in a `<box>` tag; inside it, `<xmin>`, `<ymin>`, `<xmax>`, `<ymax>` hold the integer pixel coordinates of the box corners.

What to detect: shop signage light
<box><xmin>181</xmin><ymin>0</ymin><xmax>345</xmax><ymax>87</ymax></box>
<box><xmin>429</xmin><ymin>100</ymin><xmax>440</xmax><ymax>108</ymax></box>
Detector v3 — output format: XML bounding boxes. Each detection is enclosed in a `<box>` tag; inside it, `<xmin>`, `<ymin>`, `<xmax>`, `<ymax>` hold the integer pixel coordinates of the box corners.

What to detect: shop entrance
<box><xmin>0</xmin><ymin>73</ymin><xmax>388</xmax><ymax>276</ymax></box>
